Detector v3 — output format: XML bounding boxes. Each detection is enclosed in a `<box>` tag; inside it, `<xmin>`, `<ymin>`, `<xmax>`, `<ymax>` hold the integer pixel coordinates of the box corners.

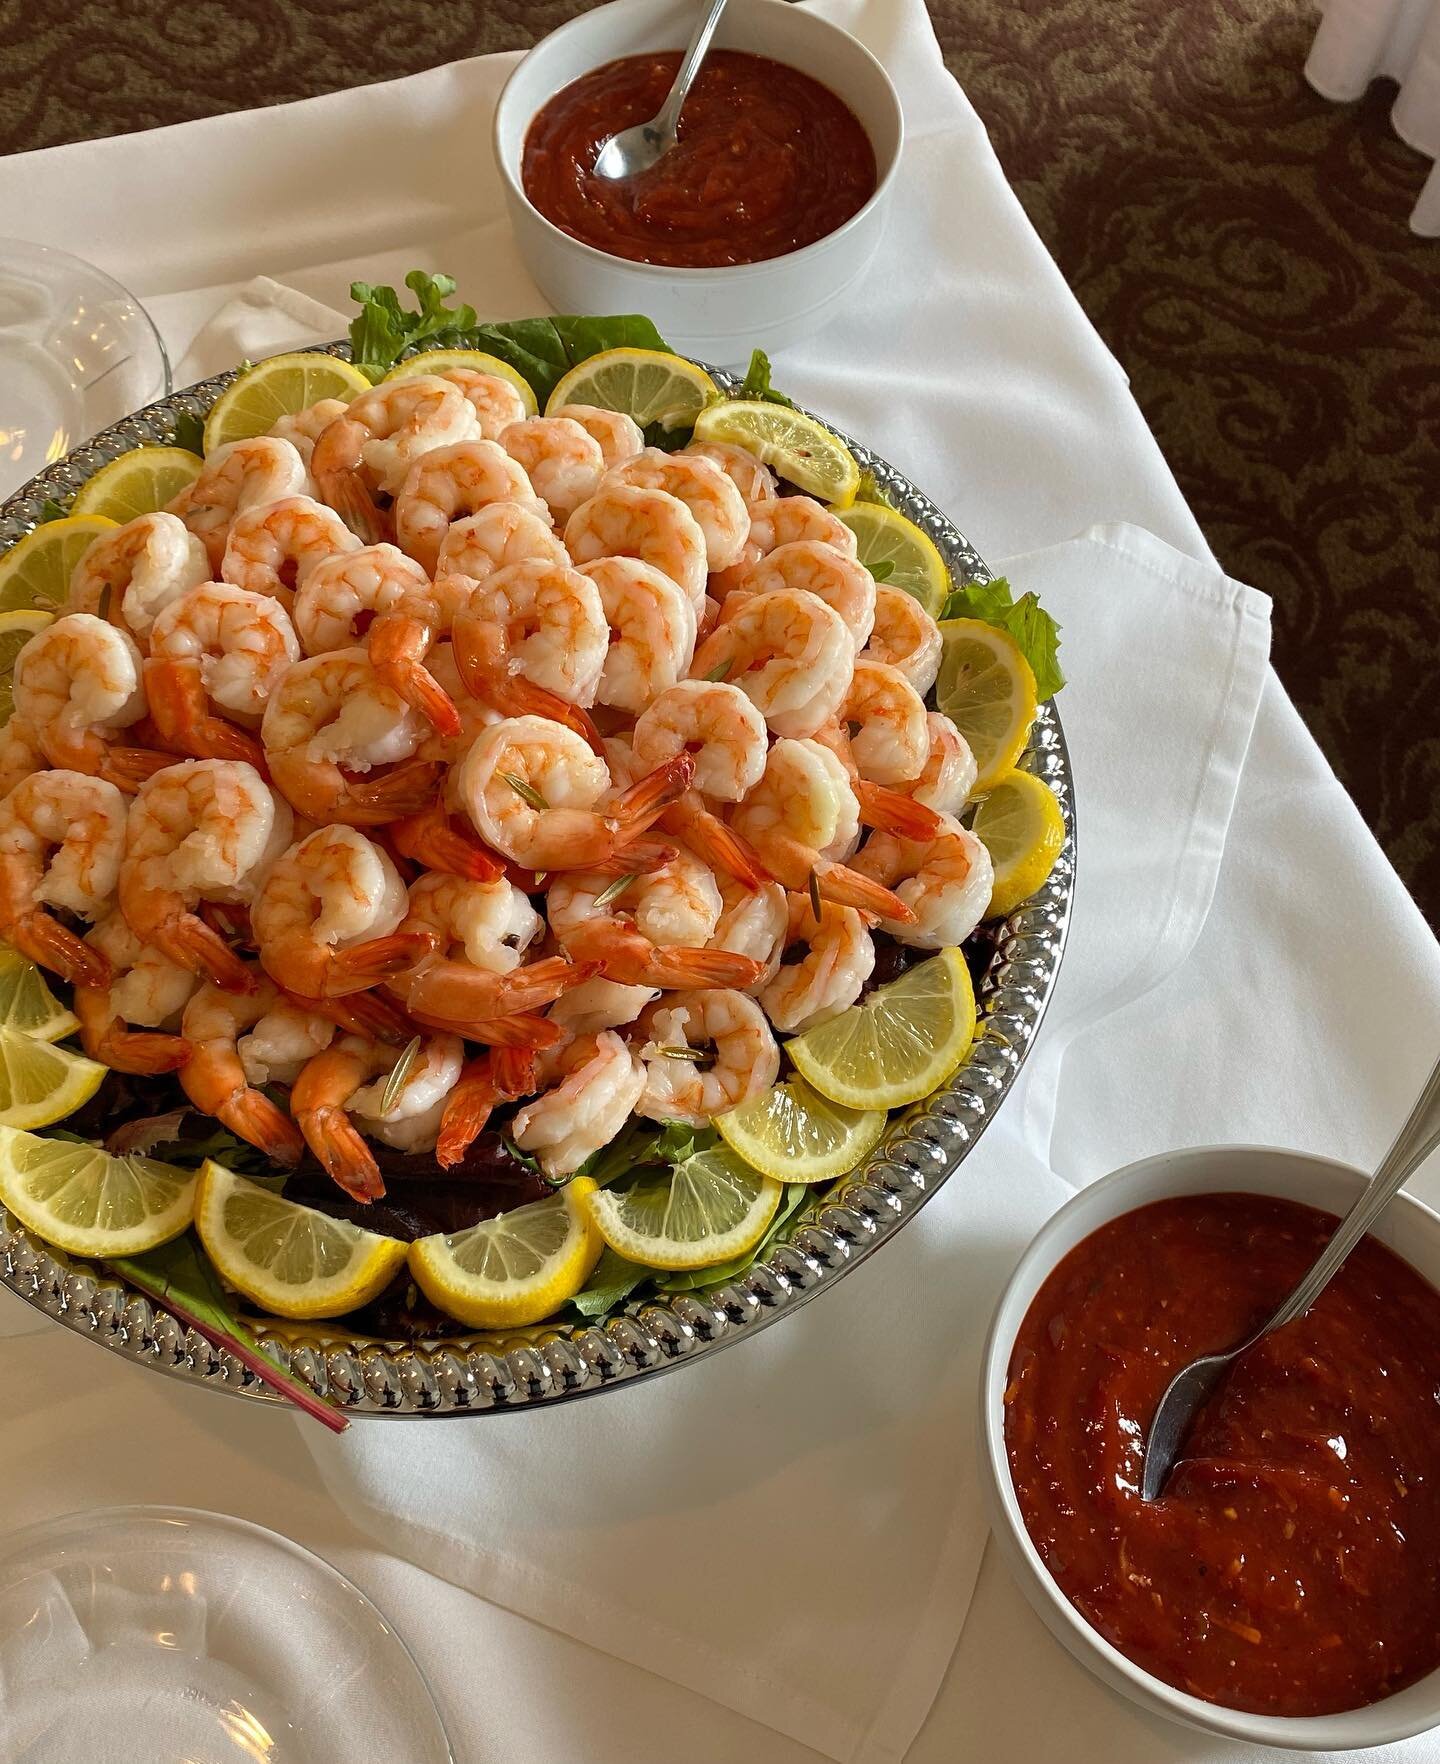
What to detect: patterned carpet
<box><xmin>3</xmin><ymin>0</ymin><xmax>1437</xmax><ymax>921</ymax></box>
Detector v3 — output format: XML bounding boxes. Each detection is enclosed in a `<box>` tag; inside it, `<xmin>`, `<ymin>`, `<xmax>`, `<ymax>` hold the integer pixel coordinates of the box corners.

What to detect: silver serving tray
<box><xmin>0</xmin><ymin>349</ymin><xmax>1074</xmax><ymax>1417</ymax></box>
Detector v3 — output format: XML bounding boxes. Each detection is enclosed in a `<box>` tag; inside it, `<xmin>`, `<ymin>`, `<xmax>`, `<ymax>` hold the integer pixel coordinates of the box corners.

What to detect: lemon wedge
<box><xmin>0</xmin><ymin>1124</ymin><xmax>195</xmax><ymax>1257</ymax></box>
<box><xmin>0</xmin><ymin>515</ymin><xmax>117</xmax><ymax>614</ymax></box>
<box><xmin>837</xmin><ymin>502</ymin><xmax>950</xmax><ymax>615</ymax></box>
<box><xmin>935</xmin><ymin>618</ymin><xmax>1038</xmax><ymax>792</ymax></box>
<box><xmin>786</xmin><ymin>947</ymin><xmax>977</xmax><ymax>1111</ymax></box>
<box><xmin>202</xmin><ymin>351</ymin><xmax>374</xmax><ymax>453</ymax></box>
<box><xmin>70</xmin><ymin>446</ymin><xmax>204</xmax><ymax>522</ymax></box>
<box><xmin>384</xmin><ymin>348</ymin><xmax>537</xmax><ymax>413</ymax></box>
<box><xmin>971</xmin><ymin>769</ymin><xmax>1067</xmax><ymax>918</ymax></box>
<box><xmin>0</xmin><ymin>607</ymin><xmax>54</xmax><ymax>723</ymax></box>
<box><xmin>195</xmin><ymin>1161</ymin><xmax>407</xmax><ymax>1320</ymax></box>
<box><xmin>546</xmin><ymin>348</ymin><xmax>716</xmax><ymax>430</ymax></box>
<box><xmin>0</xmin><ymin>945</ymin><xmax>79</xmax><ymax>1042</ymax></box>
<box><xmin>409</xmin><ymin>1175</ymin><xmax>601</xmax><ymax>1328</ymax></box>
<box><xmin>716</xmin><ymin>1074</ymin><xmax>885</xmax><ymax>1183</ymax></box>
<box><xmin>691</xmin><ymin>399</ymin><xmax>860</xmax><ymax>506</ymax></box>
<box><xmin>584</xmin><ymin>1147</ymin><xmax>781</xmax><ymax>1271</ymax></box>
<box><xmin>0</xmin><ymin>1026</ymin><xmax>105</xmax><ymax>1128</ymax></box>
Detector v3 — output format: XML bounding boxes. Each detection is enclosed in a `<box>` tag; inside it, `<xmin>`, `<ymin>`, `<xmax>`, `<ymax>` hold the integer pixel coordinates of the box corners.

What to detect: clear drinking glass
<box><xmin>0</xmin><ymin>238</ymin><xmax>171</xmax><ymax>501</ymax></box>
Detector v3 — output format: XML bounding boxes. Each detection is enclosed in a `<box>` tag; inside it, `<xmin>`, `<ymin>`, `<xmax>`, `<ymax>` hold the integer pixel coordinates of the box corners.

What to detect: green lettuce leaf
<box><xmin>569</xmin><ymin>1246</ymin><xmax>653</xmax><ymax>1318</ymax></box>
<box><xmin>171</xmin><ymin>410</ymin><xmax>206</xmax><ymax>456</ymax></box>
<box><xmin>37</xmin><ymin>496</ymin><xmax>70</xmax><ymax>525</ymax></box>
<box><xmin>737</xmin><ymin>348</ymin><xmax>795</xmax><ymax>408</ymax></box>
<box><xmin>941</xmin><ymin>575</ymin><xmax>1065</xmax><ymax>701</ymax></box>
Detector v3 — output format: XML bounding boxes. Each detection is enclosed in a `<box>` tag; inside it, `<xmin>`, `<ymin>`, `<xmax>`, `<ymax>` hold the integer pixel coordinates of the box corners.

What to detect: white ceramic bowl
<box><xmin>979</xmin><ymin>1145</ymin><xmax>1440</xmax><ymax>1751</ymax></box>
<box><xmin>493</xmin><ymin>0</ymin><xmax>903</xmax><ymax>364</ymax></box>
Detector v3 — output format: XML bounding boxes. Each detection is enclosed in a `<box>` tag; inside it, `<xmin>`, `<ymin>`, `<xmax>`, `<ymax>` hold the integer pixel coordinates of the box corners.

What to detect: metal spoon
<box><xmin>1141</xmin><ymin>1053</ymin><xmax>1440</xmax><ymax>1501</ymax></box>
<box><xmin>592</xmin><ymin>0</ymin><xmax>731</xmax><ymax>182</ymax></box>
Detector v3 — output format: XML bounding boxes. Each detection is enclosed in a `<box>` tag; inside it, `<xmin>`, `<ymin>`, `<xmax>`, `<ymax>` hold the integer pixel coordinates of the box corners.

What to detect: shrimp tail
<box><xmin>452</xmin><ymin>613</ymin><xmax>606</xmax><ymax>755</ymax></box>
<box><xmin>317</xmin><ymin>930</ymin><xmax>438</xmax><ymax>997</ymax></box>
<box><xmin>642</xmin><ymin>947</ymin><xmax>765</xmax><ymax>989</ymax></box>
<box><xmin>85</xmin><ymin>1020</ymin><xmax>191</xmax><ymax>1075</ymax></box>
<box><xmin>368</xmin><ymin>615</ymin><xmax>464</xmax><ymax>738</ymax></box>
<box><xmin>7</xmin><ymin>913</ymin><xmax>113</xmax><ymax>990</ymax></box>
<box><xmin>390</xmin><ymin>805</ymin><xmax>504</xmax><ymax>881</ymax></box>
<box><xmin>611</xmin><ymin>752</ymin><xmax>697</xmax><ymax>839</ymax></box>
<box><xmin>490</xmin><ymin>1044</ymin><xmax>538</xmax><ymax>1097</ymax></box>
<box><xmin>587</xmin><ymin>838</ymin><xmax>680</xmax><ymax>877</ymax></box>
<box><xmin>100</xmin><ymin>746</ymin><xmax>180</xmax><ymax>794</ymax></box>
<box><xmin>143</xmin><ymin>658</ymin><xmax>269</xmax><ymax>770</ymax></box>
<box><xmin>155</xmin><ymin>914</ymin><xmax>260</xmax><ymax>993</ymax></box>
<box><xmin>856</xmin><ymin>780</ymin><xmax>943</xmax><ymax>843</ymax></box>
<box><xmin>216</xmin><ymin>1089</ymin><xmax>306</xmax><ymax>1167</ymax></box>
<box><xmin>434</xmin><ymin>1045</ymin><xmax>538</xmax><ymax>1167</ymax></box>
<box><xmin>344</xmin><ymin>758</ymin><xmax>446</xmax><ymax>824</ymax></box>
<box><xmin>663</xmin><ymin>801</ymin><xmax>771</xmax><ymax>891</ymax></box>
<box><xmin>403</xmin><ymin>954</ymin><xmax>597</xmax><ymax>1023</ymax></box>
<box><xmin>317</xmin><ymin>469</ymin><xmax>391</xmax><ymax>548</ymax></box>
<box><xmin>288</xmin><ymin>987</ymin><xmax>418</xmax><ymax>1046</ymax></box>
<box><xmin>295</xmin><ymin>1103</ymin><xmax>385</xmax><ymax>1201</ymax></box>
<box><xmin>815</xmin><ymin>860</ymin><xmax>918</xmax><ymax>924</ymax></box>
<box><xmin>407</xmin><ymin>1006</ymin><xmax>565</xmax><ymax>1049</ymax></box>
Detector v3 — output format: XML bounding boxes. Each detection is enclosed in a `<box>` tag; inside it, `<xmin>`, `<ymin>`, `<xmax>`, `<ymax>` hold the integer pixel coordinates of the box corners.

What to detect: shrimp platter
<box><xmin>0</xmin><ymin>306</ymin><xmax>1068</xmax><ymax>1355</ymax></box>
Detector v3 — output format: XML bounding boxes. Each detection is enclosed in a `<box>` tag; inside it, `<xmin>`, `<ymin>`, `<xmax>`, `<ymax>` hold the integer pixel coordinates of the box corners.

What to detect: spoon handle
<box><xmin>655</xmin><ymin>0</ymin><xmax>731</xmax><ymax>137</ymax></box>
<box><xmin>1264</xmin><ymin>1053</ymin><xmax>1440</xmax><ymax>1334</ymax></box>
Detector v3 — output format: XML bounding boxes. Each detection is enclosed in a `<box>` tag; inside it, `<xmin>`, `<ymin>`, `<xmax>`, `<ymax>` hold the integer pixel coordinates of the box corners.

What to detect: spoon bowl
<box><xmin>592</xmin><ymin>0</ymin><xmax>731</xmax><ymax>182</ymax></box>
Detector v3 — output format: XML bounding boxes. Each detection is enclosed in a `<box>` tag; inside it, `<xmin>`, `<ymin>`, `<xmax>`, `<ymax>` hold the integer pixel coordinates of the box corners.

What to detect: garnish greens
<box><xmin>171</xmin><ymin>410</ymin><xmax>206</xmax><ymax>456</ymax></box>
<box><xmin>737</xmin><ymin>349</ymin><xmax>796</xmax><ymax>409</ymax></box>
<box><xmin>942</xmin><ymin>574</ymin><xmax>1065</xmax><ymax>701</ymax></box>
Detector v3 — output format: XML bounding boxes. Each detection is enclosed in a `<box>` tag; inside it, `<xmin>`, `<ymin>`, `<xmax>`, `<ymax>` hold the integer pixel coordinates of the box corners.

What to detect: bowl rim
<box><xmin>491</xmin><ymin>0</ymin><xmax>905</xmax><ymax>282</ymax></box>
<box><xmin>979</xmin><ymin>1143</ymin><xmax>1440</xmax><ymax>1748</ymax></box>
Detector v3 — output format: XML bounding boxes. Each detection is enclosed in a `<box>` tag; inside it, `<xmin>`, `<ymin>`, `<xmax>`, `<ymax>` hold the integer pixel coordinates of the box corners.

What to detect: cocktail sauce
<box><xmin>1005</xmin><ymin>1193</ymin><xmax>1440</xmax><ymax>1715</ymax></box>
<box><xmin>522</xmin><ymin>50</ymin><xmax>877</xmax><ymax>267</ymax></box>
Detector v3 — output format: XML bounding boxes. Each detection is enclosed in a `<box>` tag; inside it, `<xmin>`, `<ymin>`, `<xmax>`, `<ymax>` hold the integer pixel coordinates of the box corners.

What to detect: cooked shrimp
<box><xmin>74</xmin><ymin>914</ymin><xmax>195</xmax><ymax>1074</ymax></box>
<box><xmin>636</xmin><ymin>988</ymin><xmax>780</xmax><ymax>1124</ymax></box>
<box><xmin>0</xmin><ymin>770</ymin><xmax>126</xmax><ymax>986</ymax></box>
<box><xmin>268</xmin><ymin>397</ymin><xmax>350</xmax><ymax>469</ymax></box>
<box><xmin>290</xmin><ymin>1035</ymin><xmax>392</xmax><ymax>1200</ymax></box>
<box><xmin>510</xmin><ymin>1030</ymin><xmax>647</xmax><ymax>1179</ymax></box>
<box><xmin>731</xmin><ymin>737</ymin><xmax>916</xmax><ymax>921</ymax></box>
<box><xmin>435</xmin><ymin>503</ymin><xmax>569</xmax><ymax>584</ymax></box>
<box><xmin>220</xmin><ymin>494</ymin><xmax>360</xmax><ymax>605</ymax></box>
<box><xmin>548</xmin><ymin>976</ymin><xmax>658</xmax><ymax>1036</ymax></box>
<box><xmin>260</xmin><ymin>649</ymin><xmax>439</xmax><ymax>825</ymax></box>
<box><xmin>398</xmin><ymin>872</ymin><xmax>541</xmax><ymax>974</ymax></box>
<box><xmin>852</xmin><ymin>813</ymin><xmax>995</xmax><ymax>947</ymax></box>
<box><xmin>435</xmin><ymin>1045</ymin><xmax>539</xmax><ymax>1168</ymax></box>
<box><xmin>551</xmin><ymin>403</ymin><xmax>644</xmax><ymax>470</ymax></box>
<box><xmin>455</xmin><ymin>716</ymin><xmax>692</xmax><ymax>872</ymax></box>
<box><xmin>500</xmin><ymin>416</ymin><xmax>606</xmax><ymax>525</ymax></box>
<box><xmin>865</xmin><ymin>587</ymin><xmax>943</xmax><ymax>694</ymax></box>
<box><xmin>759</xmin><ymin>894</ymin><xmax>875</xmax><ymax>1032</ymax></box>
<box><xmin>11</xmin><ymin>614</ymin><xmax>170</xmax><ymax>790</ymax></box>
<box><xmin>349</xmin><ymin>1031</ymin><xmax>466</xmax><ymax>1152</ymax></box>
<box><xmin>631</xmin><ymin>680</ymin><xmax>767</xmax><ymax>801</ymax></box>
<box><xmin>749</xmin><ymin>496</ymin><xmax>858</xmax><ymax>559</ymax></box>
<box><xmin>565</xmin><ymin>485</ymin><xmax>708</xmax><ymax>615</ymax></box>
<box><xmin>452</xmin><ymin>558</ymin><xmax>608</xmax><ymax>709</ymax></box>
<box><xmin>173</xmin><ymin>437</ymin><xmax>310</xmax><ymax>571</ymax></box>
<box><xmin>150</xmin><ymin>582</ymin><xmax>300</xmax><ymax>722</ymax></box>
<box><xmin>251</xmin><ymin>824</ymin><xmax>433</xmax><ymax>1000</ymax></box>
<box><xmin>603</xmin><ymin>721</ymin><xmax>765</xmax><ymax>890</ymax></box>
<box><xmin>310</xmin><ymin>376</ymin><xmax>480</xmax><ymax>542</ymax></box>
<box><xmin>179</xmin><ymin>979</ymin><xmax>314</xmax><ymax>1165</ymax></box>
<box><xmin>737</xmin><ymin>541</ymin><xmax>877</xmax><ymax>650</ymax></box>
<box><xmin>393</xmin><ymin>440</ymin><xmax>547</xmax><ymax>575</ymax></box>
<box><xmin>899</xmin><ymin>713</ymin><xmax>977</xmax><ymax>816</ymax></box>
<box><xmin>840</xmin><ymin>658</ymin><xmax>931</xmax><ymax>785</ymax></box>
<box><xmin>604</xmin><ymin>449</ymin><xmax>750</xmax><ymax>572</ymax></box>
<box><xmin>290</xmin><ymin>542</ymin><xmax>429</xmax><ymax>653</ymax></box>
<box><xmin>548</xmin><ymin>857</ymin><xmax>762</xmax><ymax>989</ymax></box>
<box><xmin>708</xmin><ymin>875</ymin><xmax>788</xmax><ymax>993</ymax></box>
<box><xmin>686</xmin><ymin>439</ymin><xmax>776</xmax><ymax>506</ymax></box>
<box><xmin>436</xmin><ymin>369</ymin><xmax>530</xmax><ymax>437</ymax></box>
<box><xmin>689</xmin><ymin>587</ymin><xmax>853</xmax><ymax>739</ymax></box>
<box><xmin>119</xmin><ymin>759</ymin><xmax>294</xmax><ymax>992</ymax></box>
<box><xmin>0</xmin><ymin>718</ymin><xmax>45</xmax><ymax>797</ymax></box>
<box><xmin>810</xmin><ymin>718</ymin><xmax>943</xmax><ymax>845</ymax></box>
<box><xmin>67</xmin><ymin>511</ymin><xmax>210</xmax><ymax>640</ymax></box>
<box><xmin>578</xmin><ymin>557</ymin><xmax>697</xmax><ymax>715</ymax></box>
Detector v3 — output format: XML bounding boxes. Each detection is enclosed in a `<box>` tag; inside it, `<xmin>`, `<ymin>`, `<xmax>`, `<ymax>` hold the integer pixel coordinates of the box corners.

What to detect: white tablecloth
<box><xmin>1307</xmin><ymin>0</ymin><xmax>1440</xmax><ymax>233</ymax></box>
<box><xmin>2</xmin><ymin>1</ymin><xmax>1438</xmax><ymax>1759</ymax></box>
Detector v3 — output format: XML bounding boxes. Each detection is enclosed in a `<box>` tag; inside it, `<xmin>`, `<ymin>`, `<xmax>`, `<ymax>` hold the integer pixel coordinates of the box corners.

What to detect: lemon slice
<box><xmin>0</xmin><ymin>607</ymin><xmax>54</xmax><ymax>723</ymax></box>
<box><xmin>409</xmin><ymin>1175</ymin><xmax>601</xmax><ymax>1328</ymax></box>
<box><xmin>203</xmin><ymin>351</ymin><xmax>374</xmax><ymax>452</ymax></box>
<box><xmin>971</xmin><ymin>770</ymin><xmax>1067</xmax><ymax>919</ymax></box>
<box><xmin>585</xmin><ymin>1147</ymin><xmax>781</xmax><ymax>1271</ymax></box>
<box><xmin>691</xmin><ymin>399</ymin><xmax>860</xmax><ymax>507</ymax></box>
<box><xmin>716</xmin><ymin>1074</ymin><xmax>885</xmax><ymax>1183</ymax></box>
<box><xmin>837</xmin><ymin>502</ymin><xmax>950</xmax><ymax>615</ymax></box>
<box><xmin>195</xmin><ymin>1161</ymin><xmax>407</xmax><ymax>1320</ymax></box>
<box><xmin>0</xmin><ymin>514</ymin><xmax>117</xmax><ymax>614</ymax></box>
<box><xmin>71</xmin><ymin>446</ymin><xmax>205</xmax><ymax>522</ymax></box>
<box><xmin>545</xmin><ymin>347</ymin><xmax>716</xmax><ymax>430</ymax></box>
<box><xmin>0</xmin><ymin>1025</ymin><xmax>106</xmax><ymax>1128</ymax></box>
<box><xmin>0</xmin><ymin>945</ymin><xmax>80</xmax><ymax>1042</ymax></box>
<box><xmin>787</xmin><ymin>947</ymin><xmax>977</xmax><ymax>1111</ymax></box>
<box><xmin>384</xmin><ymin>348</ymin><xmax>538</xmax><ymax>413</ymax></box>
<box><xmin>936</xmin><ymin>618</ymin><xmax>1038</xmax><ymax>792</ymax></box>
<box><xmin>0</xmin><ymin>1124</ymin><xmax>195</xmax><ymax>1257</ymax></box>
